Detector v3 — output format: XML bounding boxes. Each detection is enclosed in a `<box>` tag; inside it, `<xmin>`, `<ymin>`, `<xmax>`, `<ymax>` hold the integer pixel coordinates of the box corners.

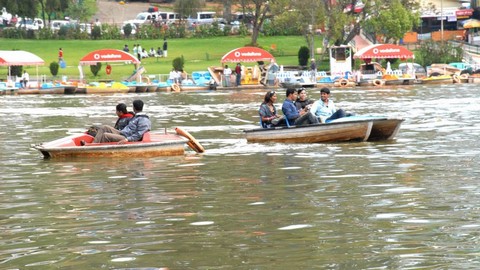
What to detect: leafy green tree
<box><xmin>363</xmin><ymin>0</ymin><xmax>419</xmax><ymax>43</ymax></box>
<box><xmin>417</xmin><ymin>41</ymin><xmax>463</xmax><ymax>67</ymax></box>
<box><xmin>226</xmin><ymin>0</ymin><xmax>272</xmax><ymax>45</ymax></box>
<box><xmin>123</xmin><ymin>23</ymin><xmax>132</xmax><ymax>38</ymax></box>
<box><xmin>65</xmin><ymin>1</ymin><xmax>93</xmax><ymax>23</ymax></box>
<box><xmin>306</xmin><ymin>0</ymin><xmax>420</xmax><ymax>46</ymax></box>
<box><xmin>174</xmin><ymin>0</ymin><xmax>204</xmax><ymax>20</ymax></box>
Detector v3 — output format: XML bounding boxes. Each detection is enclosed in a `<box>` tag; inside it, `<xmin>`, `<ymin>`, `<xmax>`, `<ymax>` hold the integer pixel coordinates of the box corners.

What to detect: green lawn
<box><xmin>1</xmin><ymin>36</ymin><xmax>322</xmax><ymax>81</ymax></box>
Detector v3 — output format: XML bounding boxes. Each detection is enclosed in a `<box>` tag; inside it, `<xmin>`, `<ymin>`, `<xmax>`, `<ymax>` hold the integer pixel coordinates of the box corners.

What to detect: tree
<box><xmin>0</xmin><ymin>0</ymin><xmax>38</xmax><ymax>25</ymax></box>
<box><xmin>236</xmin><ymin>0</ymin><xmax>271</xmax><ymax>46</ymax></box>
<box><xmin>316</xmin><ymin>0</ymin><xmax>419</xmax><ymax>46</ymax></box>
<box><xmin>363</xmin><ymin>0</ymin><xmax>420</xmax><ymax>43</ymax></box>
<box><xmin>174</xmin><ymin>0</ymin><xmax>204</xmax><ymax>21</ymax></box>
<box><xmin>65</xmin><ymin>0</ymin><xmax>93</xmax><ymax>23</ymax></box>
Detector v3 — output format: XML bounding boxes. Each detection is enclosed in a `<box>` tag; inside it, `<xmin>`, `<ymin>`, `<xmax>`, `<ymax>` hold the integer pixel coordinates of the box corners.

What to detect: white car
<box><xmin>132</xmin><ymin>12</ymin><xmax>157</xmax><ymax>26</ymax></box>
<box><xmin>16</xmin><ymin>17</ymin><xmax>44</xmax><ymax>30</ymax></box>
<box><xmin>50</xmin><ymin>20</ymin><xmax>70</xmax><ymax>32</ymax></box>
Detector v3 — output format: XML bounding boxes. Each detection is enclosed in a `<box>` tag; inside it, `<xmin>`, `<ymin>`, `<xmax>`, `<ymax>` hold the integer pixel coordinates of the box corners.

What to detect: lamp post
<box><xmin>440</xmin><ymin>0</ymin><xmax>444</xmax><ymax>42</ymax></box>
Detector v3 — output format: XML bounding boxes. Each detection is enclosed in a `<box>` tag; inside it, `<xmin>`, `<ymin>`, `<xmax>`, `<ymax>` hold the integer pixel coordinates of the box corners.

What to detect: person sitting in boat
<box><xmin>282</xmin><ymin>87</ymin><xmax>319</xmax><ymax>126</ymax></box>
<box><xmin>295</xmin><ymin>88</ymin><xmax>314</xmax><ymax>111</ymax></box>
<box><xmin>91</xmin><ymin>100</ymin><xmax>151</xmax><ymax>144</ymax></box>
<box><xmin>114</xmin><ymin>103</ymin><xmax>135</xmax><ymax>130</ymax></box>
<box><xmin>309</xmin><ymin>87</ymin><xmax>346</xmax><ymax>123</ymax></box>
<box><xmin>259</xmin><ymin>90</ymin><xmax>282</xmax><ymax>128</ymax></box>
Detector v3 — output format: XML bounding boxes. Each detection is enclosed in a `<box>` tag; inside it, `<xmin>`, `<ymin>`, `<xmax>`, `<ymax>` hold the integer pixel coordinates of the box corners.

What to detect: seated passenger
<box><xmin>309</xmin><ymin>87</ymin><xmax>346</xmax><ymax>123</ymax></box>
<box><xmin>114</xmin><ymin>103</ymin><xmax>135</xmax><ymax>130</ymax></box>
<box><xmin>92</xmin><ymin>100</ymin><xmax>151</xmax><ymax>144</ymax></box>
<box><xmin>156</xmin><ymin>47</ymin><xmax>163</xmax><ymax>57</ymax></box>
<box><xmin>149</xmin><ymin>47</ymin><xmax>156</xmax><ymax>57</ymax></box>
<box><xmin>295</xmin><ymin>88</ymin><xmax>314</xmax><ymax>111</ymax></box>
<box><xmin>259</xmin><ymin>90</ymin><xmax>281</xmax><ymax>128</ymax></box>
<box><xmin>282</xmin><ymin>88</ymin><xmax>318</xmax><ymax>126</ymax></box>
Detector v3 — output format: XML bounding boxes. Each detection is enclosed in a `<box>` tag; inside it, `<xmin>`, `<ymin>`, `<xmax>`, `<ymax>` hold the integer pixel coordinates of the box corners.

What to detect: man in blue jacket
<box><xmin>92</xmin><ymin>100</ymin><xmax>151</xmax><ymax>144</ymax></box>
<box><xmin>282</xmin><ymin>88</ymin><xmax>318</xmax><ymax>126</ymax></box>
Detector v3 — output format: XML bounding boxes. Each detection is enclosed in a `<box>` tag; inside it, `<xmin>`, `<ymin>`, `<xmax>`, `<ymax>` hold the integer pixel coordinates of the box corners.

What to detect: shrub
<box><xmin>123</xmin><ymin>23</ymin><xmax>132</xmax><ymax>38</ymax></box>
<box><xmin>50</xmin><ymin>61</ymin><xmax>59</xmax><ymax>76</ymax></box>
<box><xmin>90</xmin><ymin>62</ymin><xmax>102</xmax><ymax>76</ymax></box>
<box><xmin>11</xmin><ymin>66</ymin><xmax>23</xmax><ymax>77</ymax></box>
<box><xmin>172</xmin><ymin>55</ymin><xmax>185</xmax><ymax>71</ymax></box>
<box><xmin>91</xmin><ymin>25</ymin><xmax>101</xmax><ymax>40</ymax></box>
<box><xmin>298</xmin><ymin>46</ymin><xmax>310</xmax><ymax>66</ymax></box>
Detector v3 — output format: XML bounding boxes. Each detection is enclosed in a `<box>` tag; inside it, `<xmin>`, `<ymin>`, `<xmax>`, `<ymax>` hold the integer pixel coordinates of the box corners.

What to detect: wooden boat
<box><xmin>244</xmin><ymin>116</ymin><xmax>404</xmax><ymax>143</ymax></box>
<box><xmin>330</xmin><ymin>116</ymin><xmax>404</xmax><ymax>141</ymax></box>
<box><xmin>32</xmin><ymin>128</ymin><xmax>205</xmax><ymax>159</ymax></box>
<box><xmin>17</xmin><ymin>83</ymin><xmax>65</xmax><ymax>95</ymax></box>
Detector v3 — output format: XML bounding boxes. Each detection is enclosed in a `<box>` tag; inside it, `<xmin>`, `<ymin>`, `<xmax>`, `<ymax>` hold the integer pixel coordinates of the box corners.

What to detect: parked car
<box><xmin>16</xmin><ymin>17</ymin><xmax>44</xmax><ymax>30</ymax></box>
<box><xmin>132</xmin><ymin>12</ymin><xmax>158</xmax><ymax>26</ymax></box>
<box><xmin>187</xmin><ymin>11</ymin><xmax>219</xmax><ymax>27</ymax></box>
<box><xmin>157</xmin><ymin>11</ymin><xmax>180</xmax><ymax>25</ymax></box>
<box><xmin>50</xmin><ymin>20</ymin><xmax>70</xmax><ymax>32</ymax></box>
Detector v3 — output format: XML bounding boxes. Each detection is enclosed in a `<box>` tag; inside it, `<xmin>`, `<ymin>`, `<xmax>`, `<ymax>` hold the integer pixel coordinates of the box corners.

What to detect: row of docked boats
<box><xmin>32</xmin><ymin>115</ymin><xmax>404</xmax><ymax>159</ymax></box>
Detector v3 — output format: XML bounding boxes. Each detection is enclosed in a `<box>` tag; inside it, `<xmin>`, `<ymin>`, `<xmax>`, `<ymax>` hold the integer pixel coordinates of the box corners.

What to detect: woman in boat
<box><xmin>295</xmin><ymin>88</ymin><xmax>314</xmax><ymax>111</ymax></box>
<box><xmin>309</xmin><ymin>87</ymin><xmax>346</xmax><ymax>123</ymax></box>
<box><xmin>259</xmin><ymin>90</ymin><xmax>281</xmax><ymax>128</ymax></box>
<box><xmin>114</xmin><ymin>103</ymin><xmax>135</xmax><ymax>130</ymax></box>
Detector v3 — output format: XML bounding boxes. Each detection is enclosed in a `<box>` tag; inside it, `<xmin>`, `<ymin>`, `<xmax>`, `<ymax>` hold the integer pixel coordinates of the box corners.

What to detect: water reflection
<box><xmin>1</xmin><ymin>85</ymin><xmax>480</xmax><ymax>268</ymax></box>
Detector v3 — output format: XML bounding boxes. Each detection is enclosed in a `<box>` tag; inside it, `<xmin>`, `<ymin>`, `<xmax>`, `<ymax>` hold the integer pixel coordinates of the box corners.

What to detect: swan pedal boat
<box><xmin>244</xmin><ymin>116</ymin><xmax>404</xmax><ymax>143</ymax></box>
<box><xmin>32</xmin><ymin>128</ymin><xmax>204</xmax><ymax>158</ymax></box>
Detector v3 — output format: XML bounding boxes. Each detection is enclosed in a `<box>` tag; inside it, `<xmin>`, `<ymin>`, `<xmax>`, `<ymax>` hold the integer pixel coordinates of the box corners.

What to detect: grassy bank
<box><xmin>1</xmin><ymin>36</ymin><xmax>323</xmax><ymax>82</ymax></box>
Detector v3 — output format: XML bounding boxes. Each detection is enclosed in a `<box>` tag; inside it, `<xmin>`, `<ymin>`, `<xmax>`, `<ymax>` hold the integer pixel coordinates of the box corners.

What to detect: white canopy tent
<box><xmin>0</xmin><ymin>50</ymin><xmax>45</xmax><ymax>86</ymax></box>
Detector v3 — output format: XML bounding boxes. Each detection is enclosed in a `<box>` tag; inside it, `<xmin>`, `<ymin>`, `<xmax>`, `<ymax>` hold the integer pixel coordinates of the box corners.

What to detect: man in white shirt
<box><xmin>223</xmin><ymin>65</ymin><xmax>232</xmax><ymax>87</ymax></box>
<box><xmin>21</xmin><ymin>70</ymin><xmax>29</xmax><ymax>88</ymax></box>
<box><xmin>309</xmin><ymin>87</ymin><xmax>346</xmax><ymax>123</ymax></box>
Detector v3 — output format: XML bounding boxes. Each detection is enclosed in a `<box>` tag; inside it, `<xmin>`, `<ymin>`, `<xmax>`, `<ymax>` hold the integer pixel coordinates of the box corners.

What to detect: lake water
<box><xmin>1</xmin><ymin>84</ymin><xmax>480</xmax><ymax>269</ymax></box>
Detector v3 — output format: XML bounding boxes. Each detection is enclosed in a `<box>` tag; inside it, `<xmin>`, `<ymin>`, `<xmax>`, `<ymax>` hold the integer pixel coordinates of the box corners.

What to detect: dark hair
<box><xmin>264</xmin><ymin>90</ymin><xmax>276</xmax><ymax>103</ymax></box>
<box><xmin>116</xmin><ymin>103</ymin><xmax>128</xmax><ymax>114</ymax></box>
<box><xmin>286</xmin><ymin>87</ymin><xmax>296</xmax><ymax>97</ymax></box>
<box><xmin>320</xmin><ymin>87</ymin><xmax>330</xmax><ymax>94</ymax></box>
<box><xmin>133</xmin><ymin>100</ymin><xmax>144</xmax><ymax>112</ymax></box>
<box><xmin>297</xmin><ymin>88</ymin><xmax>306</xmax><ymax>95</ymax></box>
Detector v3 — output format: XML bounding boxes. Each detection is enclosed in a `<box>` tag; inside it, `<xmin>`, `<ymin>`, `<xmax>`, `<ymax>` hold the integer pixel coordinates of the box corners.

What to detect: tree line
<box><xmin>1</xmin><ymin>0</ymin><xmax>421</xmax><ymax>47</ymax></box>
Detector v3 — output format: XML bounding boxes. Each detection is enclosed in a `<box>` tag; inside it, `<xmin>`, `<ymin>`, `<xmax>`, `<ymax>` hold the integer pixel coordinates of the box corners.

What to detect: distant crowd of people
<box><xmin>122</xmin><ymin>38</ymin><xmax>168</xmax><ymax>60</ymax></box>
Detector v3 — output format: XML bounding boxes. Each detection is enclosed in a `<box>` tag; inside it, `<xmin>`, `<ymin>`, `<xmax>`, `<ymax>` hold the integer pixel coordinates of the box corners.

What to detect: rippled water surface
<box><xmin>1</xmin><ymin>84</ymin><xmax>480</xmax><ymax>269</ymax></box>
